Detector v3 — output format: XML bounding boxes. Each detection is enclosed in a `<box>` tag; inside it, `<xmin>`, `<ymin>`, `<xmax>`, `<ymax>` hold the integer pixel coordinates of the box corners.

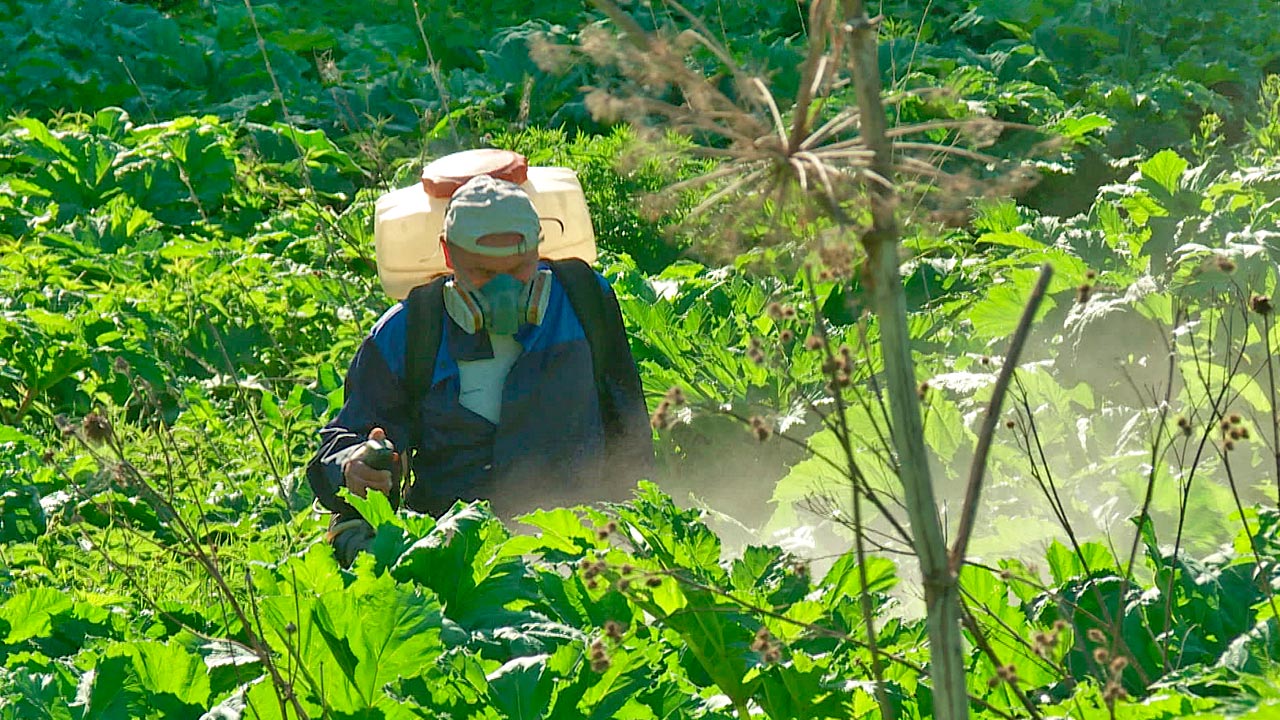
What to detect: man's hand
<box><xmin>342</xmin><ymin>427</ymin><xmax>398</xmax><ymax>499</ymax></box>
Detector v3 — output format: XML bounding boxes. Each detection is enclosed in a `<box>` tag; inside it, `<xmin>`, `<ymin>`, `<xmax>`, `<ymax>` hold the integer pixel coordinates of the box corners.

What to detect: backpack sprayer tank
<box><xmin>374</xmin><ymin>149</ymin><xmax>598</xmax><ymax>300</ymax></box>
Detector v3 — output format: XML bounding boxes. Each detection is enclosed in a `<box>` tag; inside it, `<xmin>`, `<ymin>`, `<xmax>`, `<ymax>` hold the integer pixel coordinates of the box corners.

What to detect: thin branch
<box><xmin>950</xmin><ymin>263</ymin><xmax>1052</xmax><ymax>572</ymax></box>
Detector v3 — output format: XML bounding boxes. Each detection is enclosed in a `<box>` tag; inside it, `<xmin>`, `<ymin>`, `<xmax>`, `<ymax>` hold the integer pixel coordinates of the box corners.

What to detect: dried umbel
<box><xmin>82</xmin><ymin>411</ymin><xmax>114</xmax><ymax>446</ymax></box>
<box><xmin>546</xmin><ymin>0</ymin><xmax>1039</xmax><ymax>260</ymax></box>
<box><xmin>589</xmin><ymin>639</ymin><xmax>611</xmax><ymax>673</ymax></box>
<box><xmin>1176</xmin><ymin>415</ymin><xmax>1192</xmax><ymax>435</ymax></box>
<box><xmin>748</xmin><ymin>415</ymin><xmax>772</xmax><ymax>442</ymax></box>
<box><xmin>750</xmin><ymin>626</ymin><xmax>782</xmax><ymax>663</ymax></box>
<box><xmin>663</xmin><ymin>386</ymin><xmax>686</xmax><ymax>407</ymax></box>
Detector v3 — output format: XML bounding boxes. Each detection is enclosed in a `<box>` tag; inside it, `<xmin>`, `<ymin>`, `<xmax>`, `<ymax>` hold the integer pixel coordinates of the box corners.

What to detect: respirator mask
<box><xmin>443</xmin><ymin>269</ymin><xmax>552</xmax><ymax>335</ymax></box>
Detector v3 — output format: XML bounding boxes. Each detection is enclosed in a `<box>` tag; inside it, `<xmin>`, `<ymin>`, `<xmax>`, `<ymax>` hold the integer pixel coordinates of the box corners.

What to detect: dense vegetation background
<box><xmin>2</xmin><ymin>0</ymin><xmax>1280</xmax><ymax>718</ymax></box>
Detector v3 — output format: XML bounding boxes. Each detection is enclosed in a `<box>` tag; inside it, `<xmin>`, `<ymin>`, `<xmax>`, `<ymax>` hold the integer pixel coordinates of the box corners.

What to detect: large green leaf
<box><xmin>110</xmin><ymin>641</ymin><xmax>212</xmax><ymax>710</ymax></box>
<box><xmin>1</xmin><ymin>588</ymin><xmax>72</xmax><ymax>644</ymax></box>
<box><xmin>1139</xmin><ymin>149</ymin><xmax>1190</xmax><ymax>197</ymax></box>
<box><xmin>310</xmin><ymin>570</ymin><xmax>444</xmax><ymax>710</ymax></box>
<box><xmin>486</xmin><ymin>654</ymin><xmax>555</xmax><ymax>720</ymax></box>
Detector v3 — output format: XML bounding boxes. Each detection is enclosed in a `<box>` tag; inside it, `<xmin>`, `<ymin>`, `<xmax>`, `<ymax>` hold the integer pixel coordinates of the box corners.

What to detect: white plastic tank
<box><xmin>373</xmin><ymin>149</ymin><xmax>598</xmax><ymax>299</ymax></box>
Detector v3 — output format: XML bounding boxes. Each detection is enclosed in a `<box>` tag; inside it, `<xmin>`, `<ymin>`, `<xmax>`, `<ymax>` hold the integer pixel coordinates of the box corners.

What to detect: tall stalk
<box><xmin>841</xmin><ymin>2</ymin><xmax>968</xmax><ymax>717</ymax></box>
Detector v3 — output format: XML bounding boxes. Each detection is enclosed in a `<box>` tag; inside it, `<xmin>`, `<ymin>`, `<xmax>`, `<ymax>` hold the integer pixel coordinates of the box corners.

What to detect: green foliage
<box><xmin>5</xmin><ymin>484</ymin><xmax>1280</xmax><ymax>717</ymax></box>
<box><xmin>5</xmin><ymin>0</ymin><xmax>1280</xmax><ymax>718</ymax></box>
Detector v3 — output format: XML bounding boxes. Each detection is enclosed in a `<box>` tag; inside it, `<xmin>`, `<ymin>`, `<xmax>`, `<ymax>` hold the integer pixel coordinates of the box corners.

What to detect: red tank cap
<box><xmin>420</xmin><ymin>149</ymin><xmax>529</xmax><ymax>197</ymax></box>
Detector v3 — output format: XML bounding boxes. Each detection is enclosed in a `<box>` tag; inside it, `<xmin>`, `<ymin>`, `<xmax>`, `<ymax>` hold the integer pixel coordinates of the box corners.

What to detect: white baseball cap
<box><xmin>442</xmin><ymin>174</ymin><xmax>542</xmax><ymax>256</ymax></box>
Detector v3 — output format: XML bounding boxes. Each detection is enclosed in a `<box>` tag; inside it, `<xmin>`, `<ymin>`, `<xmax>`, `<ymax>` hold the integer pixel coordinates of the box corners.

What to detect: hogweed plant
<box><xmin>539</xmin><ymin>0</ymin><xmax>1058</xmax><ymax>717</ymax></box>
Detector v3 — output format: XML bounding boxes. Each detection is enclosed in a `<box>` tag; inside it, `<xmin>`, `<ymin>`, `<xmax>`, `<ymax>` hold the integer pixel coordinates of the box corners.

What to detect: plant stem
<box><xmin>950</xmin><ymin>263</ymin><xmax>1052</xmax><ymax>573</ymax></box>
<box><xmin>842</xmin><ymin>2</ymin><xmax>966</xmax><ymax>717</ymax></box>
<box><xmin>1263</xmin><ymin>312</ymin><xmax>1280</xmax><ymax>505</ymax></box>
<box><xmin>853</xmin><ymin>478</ymin><xmax>894</xmax><ymax>720</ymax></box>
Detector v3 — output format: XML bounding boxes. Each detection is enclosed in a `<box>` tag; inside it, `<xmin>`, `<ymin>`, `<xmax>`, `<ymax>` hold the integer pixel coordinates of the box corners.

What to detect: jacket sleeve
<box><xmin>598</xmin><ymin>284</ymin><xmax>656</xmax><ymax>485</ymax></box>
<box><xmin>306</xmin><ymin>335</ymin><xmax>416</xmax><ymax>514</ymax></box>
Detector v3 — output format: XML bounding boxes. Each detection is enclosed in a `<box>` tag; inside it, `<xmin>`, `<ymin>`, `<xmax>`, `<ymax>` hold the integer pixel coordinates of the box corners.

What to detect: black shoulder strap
<box><xmin>403</xmin><ymin>276</ymin><xmax>448</xmax><ymax>404</ymax></box>
<box><xmin>550</xmin><ymin>258</ymin><xmax>641</xmax><ymax>439</ymax></box>
<box><xmin>549</xmin><ymin>258</ymin><xmax>615</xmax><ymax>389</ymax></box>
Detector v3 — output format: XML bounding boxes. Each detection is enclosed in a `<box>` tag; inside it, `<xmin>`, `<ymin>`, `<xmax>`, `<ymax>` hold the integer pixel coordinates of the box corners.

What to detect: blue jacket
<box><xmin>307</xmin><ymin>269</ymin><xmax>653</xmax><ymax>518</ymax></box>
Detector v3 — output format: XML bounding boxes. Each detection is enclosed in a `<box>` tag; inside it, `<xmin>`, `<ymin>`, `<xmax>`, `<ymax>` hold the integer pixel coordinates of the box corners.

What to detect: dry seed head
<box><xmin>589</xmin><ymin>639</ymin><xmax>609</xmax><ymax>659</ymax></box>
<box><xmin>1109</xmin><ymin>656</ymin><xmax>1129</xmax><ymax>674</ymax></box>
<box><xmin>1224</xmin><ymin>439</ymin><xmax>1236</xmax><ymax>452</ymax></box>
<box><xmin>1076</xmin><ymin>283</ymin><xmax>1092</xmax><ymax>304</ymax></box>
<box><xmin>779</xmin><ymin>329</ymin><xmax>795</xmax><ymax>343</ymax></box>
<box><xmin>113</xmin><ymin>356</ymin><xmax>131</xmax><ymax>375</ymax></box>
<box><xmin>1093</xmin><ymin>647</ymin><xmax>1110</xmax><ymax>664</ymax></box>
<box><xmin>1103</xmin><ymin>681</ymin><xmax>1126</xmax><ymax>703</ymax></box>
<box><xmin>1033</xmin><ymin>631</ymin><xmax>1053</xmax><ymax>648</ymax></box>
<box><xmin>650</xmin><ymin>408</ymin><xmax>670</xmax><ymax>431</ymax></box>
<box><xmin>767</xmin><ymin>302</ymin><xmax>784</xmax><ymax>320</ymax></box>
<box><xmin>917</xmin><ymin>381</ymin><xmax>930</xmax><ymax>400</ymax></box>
<box><xmin>664</xmin><ymin>386</ymin><xmax>686</xmax><ymax>406</ymax></box>
<box><xmin>781</xmin><ymin>305</ymin><xmax>797</xmax><ymax>319</ymax></box>
<box><xmin>82</xmin><ymin>412</ymin><xmax>113</xmax><ymax>445</ymax></box>
<box><xmin>1005</xmin><ymin>419</ymin><xmax>1016</xmax><ymax>429</ymax></box>
<box><xmin>1086</xmin><ymin>269</ymin><xmax>1098</xmax><ymax>280</ymax></box>
<box><xmin>804</xmin><ymin>335</ymin><xmax>823</xmax><ymax>351</ymax></box>
<box><xmin>1087</xmin><ymin>628</ymin><xmax>1106</xmax><ymax>643</ymax></box>
<box><xmin>762</xmin><ymin>647</ymin><xmax>782</xmax><ymax>664</ymax></box>
<box><xmin>987</xmin><ymin>676</ymin><xmax>1001</xmax><ymax>689</ymax></box>
<box><xmin>1251</xmin><ymin>294</ymin><xmax>1273</xmax><ymax>316</ymax></box>
<box><xmin>615</xmin><ymin>577</ymin><xmax>632</xmax><ymax>591</ymax></box>
<box><xmin>817</xmin><ymin>243</ymin><xmax>855</xmax><ymax>276</ymax></box>
<box><xmin>1240</xmin><ymin>427</ymin><xmax>1251</xmax><ymax>439</ymax></box>
<box><xmin>645</xmin><ymin>575</ymin><xmax>663</xmax><ymax>588</ymax></box>
<box><xmin>604</xmin><ymin>619</ymin><xmax>626</xmax><ymax>641</ymax></box>
<box><xmin>1230</xmin><ymin>427</ymin><xmax>1243</xmax><ymax>441</ymax></box>
<box><xmin>1214</xmin><ymin>255</ymin><xmax>1236</xmax><ymax>273</ymax></box>
<box><xmin>41</xmin><ymin>448</ymin><xmax>55</xmax><ymax>464</ymax></box>
<box><xmin>996</xmin><ymin>664</ymin><xmax>1017</xmax><ymax>681</ymax></box>
<box><xmin>749</xmin><ymin>416</ymin><xmax>772</xmax><ymax>442</ymax></box>
<box><xmin>1053</xmin><ymin>619</ymin><xmax>1069</xmax><ymax>631</ymax></box>
<box><xmin>1229</xmin><ymin>413</ymin><xmax>1243</xmax><ymax>425</ymax></box>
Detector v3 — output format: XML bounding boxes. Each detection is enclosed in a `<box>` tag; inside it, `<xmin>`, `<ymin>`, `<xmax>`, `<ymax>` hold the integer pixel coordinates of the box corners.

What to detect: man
<box><xmin>307</xmin><ymin>174</ymin><xmax>653</xmax><ymax>564</ymax></box>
